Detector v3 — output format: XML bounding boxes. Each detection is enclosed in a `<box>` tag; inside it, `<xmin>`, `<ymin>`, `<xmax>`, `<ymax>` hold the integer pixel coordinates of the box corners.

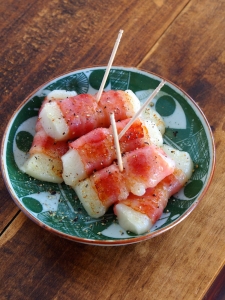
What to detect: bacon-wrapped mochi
<box><xmin>114</xmin><ymin>145</ymin><xmax>193</xmax><ymax>234</ymax></box>
<box><xmin>21</xmin><ymin>128</ymin><xmax>69</xmax><ymax>183</ymax></box>
<box><xmin>39</xmin><ymin>90</ymin><xmax>140</xmax><ymax>141</ymax></box>
<box><xmin>62</xmin><ymin>117</ymin><xmax>163</xmax><ymax>187</ymax></box>
<box><xmin>74</xmin><ymin>145</ymin><xmax>175</xmax><ymax>218</ymax></box>
<box><xmin>21</xmin><ymin>90</ymin><xmax>77</xmax><ymax>183</ymax></box>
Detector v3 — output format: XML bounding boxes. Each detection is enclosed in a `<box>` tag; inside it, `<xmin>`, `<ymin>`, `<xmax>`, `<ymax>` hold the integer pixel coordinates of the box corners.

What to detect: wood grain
<box><xmin>203</xmin><ymin>264</ymin><xmax>225</xmax><ymax>300</ymax></box>
<box><xmin>0</xmin><ymin>0</ymin><xmax>224</xmax><ymax>299</ymax></box>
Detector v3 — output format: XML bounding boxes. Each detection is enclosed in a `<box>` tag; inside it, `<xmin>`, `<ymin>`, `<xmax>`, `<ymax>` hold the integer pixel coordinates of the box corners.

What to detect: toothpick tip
<box><xmin>96</xmin><ymin>30</ymin><xmax>124</xmax><ymax>102</ymax></box>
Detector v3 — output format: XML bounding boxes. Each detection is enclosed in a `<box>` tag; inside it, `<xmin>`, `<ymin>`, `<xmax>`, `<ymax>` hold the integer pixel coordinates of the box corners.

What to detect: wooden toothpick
<box><xmin>118</xmin><ymin>80</ymin><xmax>165</xmax><ymax>140</ymax></box>
<box><xmin>110</xmin><ymin>113</ymin><xmax>123</xmax><ymax>172</ymax></box>
<box><xmin>96</xmin><ymin>29</ymin><xmax>124</xmax><ymax>102</ymax></box>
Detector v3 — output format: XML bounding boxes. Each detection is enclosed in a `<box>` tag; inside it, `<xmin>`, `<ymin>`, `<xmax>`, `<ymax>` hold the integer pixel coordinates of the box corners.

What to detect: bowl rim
<box><xmin>1</xmin><ymin>65</ymin><xmax>216</xmax><ymax>245</ymax></box>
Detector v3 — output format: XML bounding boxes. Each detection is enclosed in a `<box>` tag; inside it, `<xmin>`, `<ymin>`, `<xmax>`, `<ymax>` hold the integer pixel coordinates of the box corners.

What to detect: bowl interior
<box><xmin>1</xmin><ymin>66</ymin><xmax>215</xmax><ymax>245</ymax></box>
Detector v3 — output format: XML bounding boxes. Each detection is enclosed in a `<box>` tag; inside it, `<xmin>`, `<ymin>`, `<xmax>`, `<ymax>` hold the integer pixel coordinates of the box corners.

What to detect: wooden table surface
<box><xmin>1</xmin><ymin>0</ymin><xmax>224</xmax><ymax>299</ymax></box>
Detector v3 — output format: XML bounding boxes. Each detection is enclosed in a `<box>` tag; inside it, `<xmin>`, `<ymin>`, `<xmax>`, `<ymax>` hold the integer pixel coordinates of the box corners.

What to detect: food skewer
<box><xmin>110</xmin><ymin>112</ymin><xmax>123</xmax><ymax>172</ymax></box>
<box><xmin>96</xmin><ymin>29</ymin><xmax>124</xmax><ymax>102</ymax></box>
<box><xmin>118</xmin><ymin>80</ymin><xmax>165</xmax><ymax>140</ymax></box>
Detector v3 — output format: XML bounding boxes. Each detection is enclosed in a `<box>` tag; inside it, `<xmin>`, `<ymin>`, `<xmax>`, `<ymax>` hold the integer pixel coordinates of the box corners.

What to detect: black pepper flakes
<box><xmin>73</xmin><ymin>216</ymin><xmax>78</xmax><ymax>222</ymax></box>
<box><xmin>173</xmin><ymin>131</ymin><xmax>178</xmax><ymax>137</ymax></box>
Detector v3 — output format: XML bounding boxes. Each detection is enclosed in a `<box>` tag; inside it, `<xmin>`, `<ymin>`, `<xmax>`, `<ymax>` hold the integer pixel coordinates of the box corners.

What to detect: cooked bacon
<box><xmin>22</xmin><ymin>130</ymin><xmax>68</xmax><ymax>183</ymax></box>
<box><xmin>62</xmin><ymin>118</ymin><xmax>162</xmax><ymax>187</ymax></box>
<box><xmin>115</xmin><ymin>170</ymin><xmax>185</xmax><ymax>228</ymax></box>
<box><xmin>22</xmin><ymin>90</ymin><xmax>76</xmax><ymax>183</ymax></box>
<box><xmin>59</xmin><ymin>94</ymin><xmax>100</xmax><ymax>139</ymax></box>
<box><xmin>123</xmin><ymin>145</ymin><xmax>175</xmax><ymax>196</ymax></box>
<box><xmin>74</xmin><ymin>145</ymin><xmax>175</xmax><ymax>217</ymax></box>
<box><xmin>39</xmin><ymin>90</ymin><xmax>140</xmax><ymax>141</ymax></box>
<box><xmin>114</xmin><ymin>146</ymin><xmax>194</xmax><ymax>234</ymax></box>
<box><xmin>36</xmin><ymin>90</ymin><xmax>77</xmax><ymax>132</ymax></box>
<box><xmin>98</xmin><ymin>90</ymin><xmax>138</xmax><ymax>120</ymax></box>
<box><xmin>29</xmin><ymin>129</ymin><xmax>68</xmax><ymax>159</ymax></box>
<box><xmin>21</xmin><ymin>89</ymin><xmax>145</xmax><ymax>184</ymax></box>
<box><xmin>22</xmin><ymin>128</ymin><xmax>69</xmax><ymax>183</ymax></box>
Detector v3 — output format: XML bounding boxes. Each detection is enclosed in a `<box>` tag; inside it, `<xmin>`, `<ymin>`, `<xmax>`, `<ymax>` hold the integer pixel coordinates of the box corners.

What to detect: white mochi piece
<box><xmin>39</xmin><ymin>102</ymin><xmax>69</xmax><ymax>140</ymax></box>
<box><xmin>22</xmin><ymin>153</ymin><xmax>63</xmax><ymax>183</ymax></box>
<box><xmin>130</xmin><ymin>183</ymin><xmax>146</xmax><ymax>197</ymax></box>
<box><xmin>114</xmin><ymin>203</ymin><xmax>152</xmax><ymax>235</ymax></box>
<box><xmin>46</xmin><ymin>90</ymin><xmax>77</xmax><ymax>101</ymax></box>
<box><xmin>124</xmin><ymin>90</ymin><xmax>141</xmax><ymax>117</ymax></box>
<box><xmin>162</xmin><ymin>144</ymin><xmax>194</xmax><ymax>182</ymax></box>
<box><xmin>142</xmin><ymin>119</ymin><xmax>163</xmax><ymax>147</ymax></box>
<box><xmin>74</xmin><ymin>179</ymin><xmax>106</xmax><ymax>218</ymax></box>
<box><xmin>141</xmin><ymin>107</ymin><xmax>166</xmax><ymax>135</ymax></box>
<box><xmin>62</xmin><ymin>148</ymin><xmax>87</xmax><ymax>187</ymax></box>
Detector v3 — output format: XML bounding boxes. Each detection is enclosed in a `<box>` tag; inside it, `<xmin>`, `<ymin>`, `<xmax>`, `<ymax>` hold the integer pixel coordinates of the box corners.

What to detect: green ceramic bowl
<box><xmin>1</xmin><ymin>66</ymin><xmax>215</xmax><ymax>245</ymax></box>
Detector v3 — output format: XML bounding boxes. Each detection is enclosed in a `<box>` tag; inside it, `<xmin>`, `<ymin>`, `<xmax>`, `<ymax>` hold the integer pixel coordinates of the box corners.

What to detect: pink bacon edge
<box><xmin>113</xmin><ymin>144</ymin><xmax>194</xmax><ymax>235</ymax></box>
<box><xmin>62</xmin><ymin>117</ymin><xmax>152</xmax><ymax>187</ymax></box>
<box><xmin>73</xmin><ymin>145</ymin><xmax>175</xmax><ymax>218</ymax></box>
<box><xmin>113</xmin><ymin>169</ymin><xmax>186</xmax><ymax>233</ymax></box>
<box><xmin>39</xmin><ymin>90</ymin><xmax>140</xmax><ymax>141</ymax></box>
<box><xmin>21</xmin><ymin>127</ymin><xmax>69</xmax><ymax>183</ymax></box>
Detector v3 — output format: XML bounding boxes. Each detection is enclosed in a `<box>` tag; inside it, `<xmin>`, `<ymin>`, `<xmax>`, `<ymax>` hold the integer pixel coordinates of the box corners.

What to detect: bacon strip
<box><xmin>115</xmin><ymin>169</ymin><xmax>185</xmax><ymax>226</ymax></box>
<box><xmin>113</xmin><ymin>146</ymin><xmax>194</xmax><ymax>234</ymax></box>
<box><xmin>29</xmin><ymin>129</ymin><xmax>68</xmax><ymax>159</ymax></box>
<box><xmin>22</xmin><ymin>90</ymin><xmax>75</xmax><ymax>183</ymax></box>
<box><xmin>74</xmin><ymin>145</ymin><xmax>175</xmax><ymax>217</ymax></box>
<box><xmin>22</xmin><ymin>128</ymin><xmax>69</xmax><ymax>183</ymax></box>
<box><xmin>62</xmin><ymin>118</ymin><xmax>155</xmax><ymax>187</ymax></box>
<box><xmin>39</xmin><ymin>90</ymin><xmax>140</xmax><ymax>141</ymax></box>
